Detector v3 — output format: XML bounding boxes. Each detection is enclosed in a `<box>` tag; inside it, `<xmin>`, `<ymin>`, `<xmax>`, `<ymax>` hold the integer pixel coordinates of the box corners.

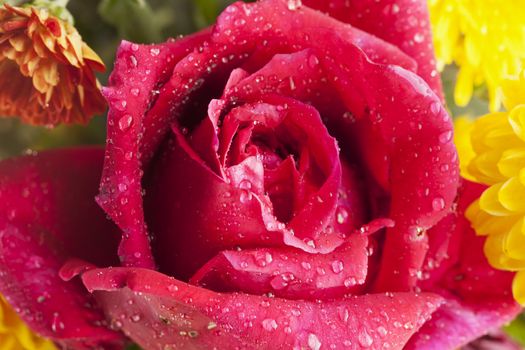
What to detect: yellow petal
<box><xmin>479</xmin><ymin>182</ymin><xmax>512</xmax><ymax>215</ymax></box>
<box><xmin>512</xmin><ymin>270</ymin><xmax>525</xmax><ymax>306</ymax></box>
<box><xmin>508</xmin><ymin>105</ymin><xmax>525</xmax><ymax>142</ymax></box>
<box><xmin>499</xmin><ymin>177</ymin><xmax>525</xmax><ymax>213</ymax></box>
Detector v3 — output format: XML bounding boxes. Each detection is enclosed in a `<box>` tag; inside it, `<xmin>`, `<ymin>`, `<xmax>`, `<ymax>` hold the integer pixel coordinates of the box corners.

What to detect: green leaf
<box><xmin>193</xmin><ymin>0</ymin><xmax>219</xmax><ymax>27</ymax></box>
<box><xmin>98</xmin><ymin>0</ymin><xmax>171</xmax><ymax>43</ymax></box>
<box><xmin>505</xmin><ymin>313</ymin><xmax>525</xmax><ymax>346</ymax></box>
<box><xmin>125</xmin><ymin>344</ymin><xmax>143</xmax><ymax>350</ymax></box>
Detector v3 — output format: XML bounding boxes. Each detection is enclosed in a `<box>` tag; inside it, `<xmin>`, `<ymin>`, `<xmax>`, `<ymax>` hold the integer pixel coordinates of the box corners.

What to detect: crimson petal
<box><xmin>302</xmin><ymin>0</ymin><xmax>443</xmax><ymax>99</ymax></box>
<box><xmin>324</xmin><ymin>47</ymin><xmax>458</xmax><ymax>291</ymax></box>
<box><xmin>81</xmin><ymin>267</ymin><xmax>443</xmax><ymax>350</ymax></box>
<box><xmin>0</xmin><ymin>149</ymin><xmax>123</xmax><ymax>348</ymax></box>
<box><xmin>145</xmin><ymin>97</ymin><xmax>344</xmax><ymax>280</ymax></box>
<box><xmin>190</xmin><ymin>234</ymin><xmax>369</xmax><ymax>299</ymax></box>
<box><xmin>225</xmin><ymin>40</ymin><xmax>458</xmax><ymax>291</ymax></box>
<box><xmin>98</xmin><ymin>32</ymin><xmax>210</xmax><ymax>269</ymax></box>
<box><xmin>409</xmin><ymin>181</ymin><xmax>520</xmax><ymax>348</ymax></box>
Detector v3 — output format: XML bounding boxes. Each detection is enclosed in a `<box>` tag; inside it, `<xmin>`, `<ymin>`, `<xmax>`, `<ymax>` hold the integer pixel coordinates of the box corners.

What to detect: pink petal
<box><xmin>81</xmin><ymin>267</ymin><xmax>443</xmax><ymax>350</ymax></box>
<box><xmin>0</xmin><ymin>149</ymin><xmax>124</xmax><ymax>348</ymax></box>
<box><xmin>302</xmin><ymin>0</ymin><xmax>443</xmax><ymax>99</ymax></box>
<box><xmin>98</xmin><ymin>32</ymin><xmax>210</xmax><ymax>269</ymax></box>
<box><xmin>225</xmin><ymin>41</ymin><xmax>458</xmax><ymax>291</ymax></box>
<box><xmin>326</xmin><ymin>49</ymin><xmax>458</xmax><ymax>291</ymax></box>
<box><xmin>144</xmin><ymin>98</ymin><xmax>345</xmax><ymax>279</ymax></box>
<box><xmin>190</xmin><ymin>234</ymin><xmax>370</xmax><ymax>299</ymax></box>
<box><xmin>409</xmin><ymin>181</ymin><xmax>520</xmax><ymax>348</ymax></box>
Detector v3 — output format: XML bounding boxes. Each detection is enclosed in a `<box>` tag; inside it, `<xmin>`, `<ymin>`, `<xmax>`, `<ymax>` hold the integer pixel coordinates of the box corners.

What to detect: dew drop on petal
<box><xmin>118</xmin><ymin>115</ymin><xmax>133</xmax><ymax>131</ymax></box>
<box><xmin>430</xmin><ymin>101</ymin><xmax>441</xmax><ymax>115</ymax></box>
<box><xmin>358</xmin><ymin>329</ymin><xmax>374</xmax><ymax>348</ymax></box>
<box><xmin>413</xmin><ymin>33</ymin><xmax>424</xmax><ymax>43</ymax></box>
<box><xmin>432</xmin><ymin>197</ymin><xmax>445</xmax><ymax>211</ymax></box>
<box><xmin>331</xmin><ymin>260</ymin><xmax>344</xmax><ymax>274</ymax></box>
<box><xmin>308</xmin><ymin>54</ymin><xmax>320</xmax><ymax>68</ymax></box>
<box><xmin>239</xmin><ymin>190</ymin><xmax>253</xmax><ymax>203</ymax></box>
<box><xmin>287</xmin><ymin>0</ymin><xmax>302</xmax><ymax>11</ymax></box>
<box><xmin>336</xmin><ymin>206</ymin><xmax>348</xmax><ymax>224</ymax></box>
<box><xmin>308</xmin><ymin>333</ymin><xmax>321</xmax><ymax>350</ymax></box>
<box><xmin>262</xmin><ymin>318</ymin><xmax>278</xmax><ymax>331</ymax></box>
<box><xmin>438</xmin><ymin>130</ymin><xmax>453</xmax><ymax>144</ymax></box>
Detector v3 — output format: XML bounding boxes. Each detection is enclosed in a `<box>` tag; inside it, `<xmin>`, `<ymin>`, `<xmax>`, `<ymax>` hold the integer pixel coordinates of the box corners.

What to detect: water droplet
<box><xmin>167</xmin><ymin>284</ymin><xmax>179</xmax><ymax>292</ymax></box>
<box><xmin>339</xmin><ymin>308</ymin><xmax>349</xmax><ymax>322</ymax></box>
<box><xmin>308</xmin><ymin>55</ymin><xmax>319</xmax><ymax>68</ymax></box>
<box><xmin>432</xmin><ymin>197</ymin><xmax>445</xmax><ymax>211</ymax></box>
<box><xmin>130</xmin><ymin>88</ymin><xmax>140</xmax><ymax>96</ymax></box>
<box><xmin>358</xmin><ymin>329</ymin><xmax>373</xmax><ymax>348</ymax></box>
<box><xmin>331</xmin><ymin>260</ymin><xmax>344</xmax><ymax>274</ymax></box>
<box><xmin>391</xmin><ymin>4</ymin><xmax>400</xmax><ymax>13</ymax></box>
<box><xmin>377</xmin><ymin>326</ymin><xmax>388</xmax><ymax>337</ymax></box>
<box><xmin>414</xmin><ymin>33</ymin><xmax>424</xmax><ymax>43</ymax></box>
<box><xmin>118</xmin><ymin>183</ymin><xmax>128</xmax><ymax>192</ymax></box>
<box><xmin>239</xmin><ymin>190</ymin><xmax>252</xmax><ymax>203</ymax></box>
<box><xmin>336</xmin><ymin>206</ymin><xmax>348</xmax><ymax>224</ymax></box>
<box><xmin>118</xmin><ymin>115</ymin><xmax>133</xmax><ymax>131</ymax></box>
<box><xmin>262</xmin><ymin>318</ymin><xmax>278</xmax><ymax>331</ymax></box>
<box><xmin>438</xmin><ymin>130</ymin><xmax>453</xmax><ymax>144</ymax></box>
<box><xmin>344</xmin><ymin>277</ymin><xmax>356</xmax><ymax>287</ymax></box>
<box><xmin>287</xmin><ymin>0</ymin><xmax>302</xmax><ymax>11</ymax></box>
<box><xmin>430</xmin><ymin>101</ymin><xmax>441</xmax><ymax>115</ymax></box>
<box><xmin>301</xmin><ymin>261</ymin><xmax>312</xmax><ymax>270</ymax></box>
<box><xmin>131</xmin><ymin>43</ymin><xmax>139</xmax><ymax>51</ymax></box>
<box><xmin>289</xmin><ymin>76</ymin><xmax>296</xmax><ymax>90</ymax></box>
<box><xmin>234</xmin><ymin>18</ymin><xmax>246</xmax><ymax>26</ymax></box>
<box><xmin>239</xmin><ymin>179</ymin><xmax>252</xmax><ymax>190</ymax></box>
<box><xmin>130</xmin><ymin>314</ymin><xmax>141</xmax><ymax>322</ymax></box>
<box><xmin>150</xmin><ymin>48</ymin><xmax>160</xmax><ymax>56</ymax></box>
<box><xmin>308</xmin><ymin>333</ymin><xmax>321</xmax><ymax>350</ymax></box>
<box><xmin>129</xmin><ymin>55</ymin><xmax>138</xmax><ymax>67</ymax></box>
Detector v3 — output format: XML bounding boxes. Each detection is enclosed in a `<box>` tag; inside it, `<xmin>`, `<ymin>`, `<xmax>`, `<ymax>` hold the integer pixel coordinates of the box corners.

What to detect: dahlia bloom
<box><xmin>0</xmin><ymin>4</ymin><xmax>105</xmax><ymax>126</ymax></box>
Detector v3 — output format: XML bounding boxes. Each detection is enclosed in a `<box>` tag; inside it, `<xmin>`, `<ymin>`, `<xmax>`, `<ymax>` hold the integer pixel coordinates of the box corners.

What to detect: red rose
<box><xmin>0</xmin><ymin>1</ymin><xmax>520</xmax><ymax>349</ymax></box>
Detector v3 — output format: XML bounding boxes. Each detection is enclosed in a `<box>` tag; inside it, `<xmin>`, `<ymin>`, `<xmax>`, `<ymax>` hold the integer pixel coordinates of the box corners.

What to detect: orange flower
<box><xmin>0</xmin><ymin>4</ymin><xmax>105</xmax><ymax>126</ymax></box>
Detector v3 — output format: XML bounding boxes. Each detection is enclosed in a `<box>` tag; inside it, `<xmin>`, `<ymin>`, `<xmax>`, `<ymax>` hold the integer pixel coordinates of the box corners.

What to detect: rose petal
<box><xmin>81</xmin><ymin>267</ymin><xmax>443</xmax><ymax>350</ymax></box>
<box><xmin>0</xmin><ymin>149</ymin><xmax>123</xmax><ymax>347</ymax></box>
<box><xmin>99</xmin><ymin>0</ymin><xmax>417</xmax><ymax>273</ymax></box>
<box><xmin>406</xmin><ymin>298</ymin><xmax>520</xmax><ymax>350</ymax></box>
<box><xmin>302</xmin><ymin>0</ymin><xmax>443</xmax><ymax>99</ymax></box>
<box><xmin>409</xmin><ymin>181</ymin><xmax>520</xmax><ymax>348</ymax></box>
<box><xmin>190</xmin><ymin>233</ymin><xmax>370</xmax><ymax>299</ymax></box>
<box><xmin>144</xmin><ymin>98</ymin><xmax>344</xmax><ymax>280</ymax></box>
<box><xmin>98</xmin><ymin>32</ymin><xmax>210</xmax><ymax>268</ymax></box>
<box><xmin>325</xmin><ymin>48</ymin><xmax>458</xmax><ymax>291</ymax></box>
<box><xmin>224</xmin><ymin>40</ymin><xmax>458</xmax><ymax>290</ymax></box>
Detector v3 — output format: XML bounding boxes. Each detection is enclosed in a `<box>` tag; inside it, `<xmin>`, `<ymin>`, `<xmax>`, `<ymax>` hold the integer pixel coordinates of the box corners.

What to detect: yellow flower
<box><xmin>0</xmin><ymin>296</ymin><xmax>57</xmax><ymax>350</ymax></box>
<box><xmin>456</xmin><ymin>72</ymin><xmax>525</xmax><ymax>304</ymax></box>
<box><xmin>0</xmin><ymin>4</ymin><xmax>105</xmax><ymax>126</ymax></box>
<box><xmin>429</xmin><ymin>0</ymin><xmax>525</xmax><ymax>111</ymax></box>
